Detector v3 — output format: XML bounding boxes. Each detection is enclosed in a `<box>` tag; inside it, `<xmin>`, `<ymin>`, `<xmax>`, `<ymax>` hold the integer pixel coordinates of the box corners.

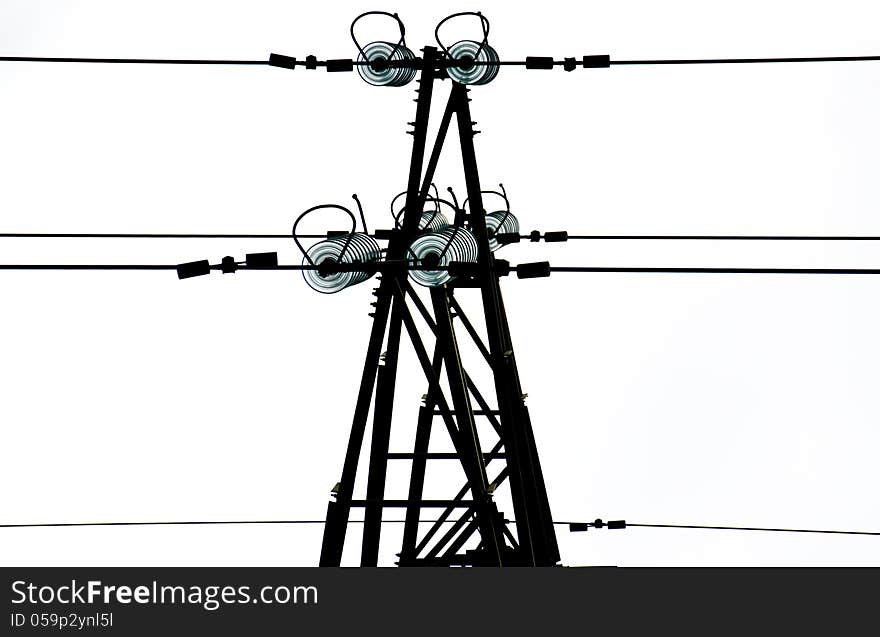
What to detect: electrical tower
<box><xmin>318</xmin><ymin>44</ymin><xmax>559</xmax><ymax>567</ymax></box>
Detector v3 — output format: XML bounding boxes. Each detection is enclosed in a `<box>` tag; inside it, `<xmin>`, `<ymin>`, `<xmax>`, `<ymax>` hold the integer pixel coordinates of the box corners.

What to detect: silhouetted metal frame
<box><xmin>319</xmin><ymin>47</ymin><xmax>441</xmax><ymax>566</ymax></box>
<box><xmin>320</xmin><ymin>52</ymin><xmax>560</xmax><ymax>566</ymax></box>
<box><xmin>451</xmin><ymin>81</ymin><xmax>559</xmax><ymax>565</ymax></box>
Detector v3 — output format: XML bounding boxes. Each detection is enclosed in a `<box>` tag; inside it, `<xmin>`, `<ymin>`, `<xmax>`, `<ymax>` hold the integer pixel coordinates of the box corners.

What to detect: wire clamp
<box><xmin>220</xmin><ymin>256</ymin><xmax>238</xmax><ymax>273</ymax></box>
<box><xmin>516</xmin><ymin>261</ymin><xmax>551</xmax><ymax>279</ymax></box>
<box><xmin>268</xmin><ymin>53</ymin><xmax>297</xmax><ymax>70</ymax></box>
<box><xmin>569</xmin><ymin>518</ymin><xmax>627</xmax><ymax>532</ymax></box>
<box><xmin>543</xmin><ymin>231</ymin><xmax>569</xmax><ymax>242</ymax></box>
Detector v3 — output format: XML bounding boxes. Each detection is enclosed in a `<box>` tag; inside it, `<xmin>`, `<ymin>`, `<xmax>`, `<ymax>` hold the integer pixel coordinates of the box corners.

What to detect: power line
<box><xmin>569</xmin><ymin>519</ymin><xmax>880</xmax><ymax>537</ymax></box>
<box><xmin>0</xmin><ymin>232</ymin><xmax>312</xmax><ymax>239</ymax></box>
<box><xmin>563</xmin><ymin>235</ymin><xmax>880</xmax><ymax>241</ymax></box>
<box><xmin>0</xmin><ymin>264</ymin><xmax>181</xmax><ymax>271</ymax></box>
<box><xmin>0</xmin><ymin>519</ymin><xmax>487</xmax><ymax>528</ymax></box>
<box><xmin>4</xmin><ymin>519</ymin><xmax>880</xmax><ymax>537</ymax></box>
<box><xmin>549</xmin><ymin>267</ymin><xmax>880</xmax><ymax>275</ymax></box>
<box><xmin>627</xmin><ymin>523</ymin><xmax>880</xmax><ymax>536</ymax></box>
<box><xmin>0</xmin><ymin>520</ymin><xmax>326</xmax><ymax>528</ymax></box>
<box><xmin>5</xmin><ymin>232</ymin><xmax>880</xmax><ymax>242</ymax></box>
<box><xmin>0</xmin><ymin>56</ymin><xmax>267</xmax><ymax>65</ymax></box>
<box><xmin>3</xmin><ymin>53</ymin><xmax>880</xmax><ymax>69</ymax></box>
<box><xmin>611</xmin><ymin>55</ymin><xmax>880</xmax><ymax>65</ymax></box>
<box><xmin>0</xmin><ymin>264</ymin><xmax>311</xmax><ymax>271</ymax></box>
<box><xmin>4</xmin><ymin>264</ymin><xmax>880</xmax><ymax>276</ymax></box>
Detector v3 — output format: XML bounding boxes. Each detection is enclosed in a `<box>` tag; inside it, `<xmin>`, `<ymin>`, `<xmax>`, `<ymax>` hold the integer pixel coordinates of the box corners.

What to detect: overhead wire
<box><xmin>3</xmin><ymin>53</ymin><xmax>880</xmax><ymax>68</ymax></box>
<box><xmin>0</xmin><ymin>56</ymin><xmax>268</xmax><ymax>65</ymax></box>
<box><xmin>561</xmin><ymin>235</ymin><xmax>880</xmax><ymax>241</ymax></box>
<box><xmin>4</xmin><ymin>232</ymin><xmax>880</xmax><ymax>241</ymax></box>
<box><xmin>624</xmin><ymin>523</ymin><xmax>880</xmax><ymax>536</ymax></box>
<box><xmin>610</xmin><ymin>55</ymin><xmax>880</xmax><ymax>66</ymax></box>
<box><xmin>3</xmin><ymin>519</ymin><xmax>880</xmax><ymax>537</ymax></box>
<box><xmin>0</xmin><ymin>232</ymin><xmax>314</xmax><ymax>239</ymax></box>
<box><xmin>0</xmin><ymin>519</ymin><xmax>494</xmax><ymax>528</ymax></box>
<box><xmin>548</xmin><ymin>267</ymin><xmax>880</xmax><ymax>275</ymax></box>
<box><xmin>2</xmin><ymin>264</ymin><xmax>880</xmax><ymax>275</ymax></box>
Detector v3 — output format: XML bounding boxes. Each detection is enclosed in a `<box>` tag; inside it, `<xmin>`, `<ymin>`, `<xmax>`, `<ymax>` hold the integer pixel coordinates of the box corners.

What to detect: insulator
<box><xmin>302</xmin><ymin>232</ymin><xmax>381</xmax><ymax>294</ymax></box>
<box><xmin>485</xmin><ymin>211</ymin><xmax>519</xmax><ymax>252</ymax></box>
<box><xmin>357</xmin><ymin>41</ymin><xmax>417</xmax><ymax>87</ymax></box>
<box><xmin>418</xmin><ymin>210</ymin><xmax>450</xmax><ymax>233</ymax></box>
<box><xmin>408</xmin><ymin>227</ymin><xmax>479</xmax><ymax>287</ymax></box>
<box><xmin>391</xmin><ymin>208</ymin><xmax>449</xmax><ymax>232</ymax></box>
<box><xmin>446</xmin><ymin>40</ymin><xmax>500</xmax><ymax>85</ymax></box>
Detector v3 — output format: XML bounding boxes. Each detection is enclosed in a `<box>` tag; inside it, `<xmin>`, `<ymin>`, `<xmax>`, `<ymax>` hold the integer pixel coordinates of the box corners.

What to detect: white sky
<box><xmin>1</xmin><ymin>0</ymin><xmax>879</xmax><ymax>566</ymax></box>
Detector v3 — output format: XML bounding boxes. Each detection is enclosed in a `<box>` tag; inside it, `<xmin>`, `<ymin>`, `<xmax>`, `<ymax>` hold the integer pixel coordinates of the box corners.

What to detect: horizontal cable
<box><xmin>4</xmin><ymin>54</ymin><xmax>880</xmax><ymax>69</ymax></box>
<box><xmin>569</xmin><ymin>518</ymin><xmax>880</xmax><ymax>536</ymax></box>
<box><xmin>0</xmin><ymin>264</ymin><xmax>181</xmax><ymax>271</ymax></box>
<box><xmin>0</xmin><ymin>264</ymin><xmax>352</xmax><ymax>271</ymax></box>
<box><xmin>563</xmin><ymin>235</ymin><xmax>880</xmax><ymax>241</ymax></box>
<box><xmin>0</xmin><ymin>56</ymin><xmax>374</xmax><ymax>67</ymax></box>
<box><xmin>0</xmin><ymin>232</ymin><xmax>312</xmax><ymax>239</ymax></box>
<box><xmin>0</xmin><ymin>519</ymin><xmax>477</xmax><ymax>528</ymax></box>
<box><xmin>0</xmin><ymin>520</ymin><xmax>325</xmax><ymax>528</ymax></box>
<box><xmin>0</xmin><ymin>56</ymin><xmax>267</xmax><ymax>65</ymax></box>
<box><xmin>5</xmin><ymin>232</ymin><xmax>880</xmax><ymax>242</ymax></box>
<box><xmin>549</xmin><ymin>267</ymin><xmax>880</xmax><ymax>275</ymax></box>
<box><xmin>462</xmin><ymin>56</ymin><xmax>880</xmax><ymax>67</ymax></box>
<box><xmin>3</xmin><ymin>264</ymin><xmax>880</xmax><ymax>276</ymax></box>
<box><xmin>4</xmin><ymin>519</ymin><xmax>880</xmax><ymax>537</ymax></box>
<box><xmin>628</xmin><ymin>523</ymin><xmax>880</xmax><ymax>536</ymax></box>
<box><xmin>611</xmin><ymin>55</ymin><xmax>880</xmax><ymax>66</ymax></box>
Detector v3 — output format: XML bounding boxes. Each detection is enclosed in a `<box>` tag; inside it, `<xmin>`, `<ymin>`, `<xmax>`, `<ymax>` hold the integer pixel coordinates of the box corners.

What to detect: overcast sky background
<box><xmin>1</xmin><ymin>0</ymin><xmax>879</xmax><ymax>566</ymax></box>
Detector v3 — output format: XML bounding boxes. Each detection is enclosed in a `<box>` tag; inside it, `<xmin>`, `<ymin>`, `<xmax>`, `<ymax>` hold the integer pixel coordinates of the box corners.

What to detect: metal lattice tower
<box><xmin>319</xmin><ymin>47</ymin><xmax>559</xmax><ymax>566</ymax></box>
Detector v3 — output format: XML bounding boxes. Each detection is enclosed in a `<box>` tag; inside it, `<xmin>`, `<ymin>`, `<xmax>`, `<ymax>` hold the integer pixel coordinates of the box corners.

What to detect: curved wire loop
<box><xmin>484</xmin><ymin>182</ymin><xmax>511</xmax><ymax>228</ymax></box>
<box><xmin>389</xmin><ymin>189</ymin><xmax>407</xmax><ymax>225</ymax></box>
<box><xmin>434</xmin><ymin>11</ymin><xmax>490</xmax><ymax>62</ymax></box>
<box><xmin>430</xmin><ymin>183</ymin><xmax>441</xmax><ymax>217</ymax></box>
<box><xmin>292</xmin><ymin>203</ymin><xmax>358</xmax><ymax>266</ymax></box>
<box><xmin>446</xmin><ymin>187</ymin><xmax>462</xmax><ymax>221</ymax></box>
<box><xmin>351</xmin><ymin>193</ymin><xmax>369</xmax><ymax>234</ymax></box>
<box><xmin>390</xmin><ymin>186</ymin><xmax>458</xmax><ymax>231</ymax></box>
<box><xmin>463</xmin><ymin>183</ymin><xmax>517</xmax><ymax>250</ymax></box>
<box><xmin>350</xmin><ymin>11</ymin><xmax>408</xmax><ymax>63</ymax></box>
<box><xmin>463</xmin><ymin>183</ymin><xmax>509</xmax><ymax>217</ymax></box>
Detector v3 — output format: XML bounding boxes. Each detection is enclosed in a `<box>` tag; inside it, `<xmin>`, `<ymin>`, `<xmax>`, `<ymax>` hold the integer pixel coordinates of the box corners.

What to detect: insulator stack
<box><xmin>408</xmin><ymin>227</ymin><xmax>479</xmax><ymax>287</ymax></box>
<box><xmin>485</xmin><ymin>211</ymin><xmax>519</xmax><ymax>251</ymax></box>
<box><xmin>436</xmin><ymin>12</ymin><xmax>500</xmax><ymax>86</ymax></box>
<box><xmin>357</xmin><ymin>42</ymin><xmax>418</xmax><ymax>87</ymax></box>
<box><xmin>447</xmin><ymin>40</ymin><xmax>500</xmax><ymax>85</ymax></box>
<box><xmin>302</xmin><ymin>233</ymin><xmax>381</xmax><ymax>294</ymax></box>
<box><xmin>418</xmin><ymin>210</ymin><xmax>450</xmax><ymax>232</ymax></box>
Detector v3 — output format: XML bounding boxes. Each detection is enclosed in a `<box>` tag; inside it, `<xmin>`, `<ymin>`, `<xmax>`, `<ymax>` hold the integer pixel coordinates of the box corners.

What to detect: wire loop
<box><xmin>292</xmin><ymin>203</ymin><xmax>358</xmax><ymax>266</ymax></box>
<box><xmin>351</xmin><ymin>11</ymin><xmax>417</xmax><ymax>86</ymax></box>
